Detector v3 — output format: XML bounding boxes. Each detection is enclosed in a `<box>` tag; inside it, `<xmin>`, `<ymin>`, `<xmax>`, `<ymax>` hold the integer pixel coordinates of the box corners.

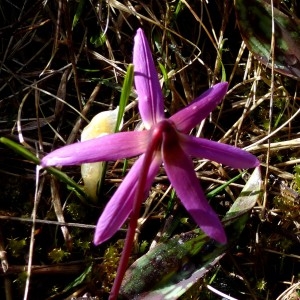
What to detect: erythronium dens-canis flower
<box><xmin>41</xmin><ymin>28</ymin><xmax>259</xmax><ymax>246</ymax></box>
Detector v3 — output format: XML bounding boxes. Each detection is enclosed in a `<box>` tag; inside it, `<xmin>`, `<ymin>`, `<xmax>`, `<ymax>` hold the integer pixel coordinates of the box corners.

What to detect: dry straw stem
<box><xmin>276</xmin><ymin>281</ymin><xmax>300</xmax><ymax>300</ymax></box>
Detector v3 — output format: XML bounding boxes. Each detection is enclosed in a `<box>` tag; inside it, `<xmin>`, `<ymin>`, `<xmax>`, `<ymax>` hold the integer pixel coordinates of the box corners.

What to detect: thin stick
<box><xmin>262</xmin><ymin>0</ymin><xmax>275</xmax><ymax>218</ymax></box>
<box><xmin>23</xmin><ymin>166</ymin><xmax>44</xmax><ymax>300</ymax></box>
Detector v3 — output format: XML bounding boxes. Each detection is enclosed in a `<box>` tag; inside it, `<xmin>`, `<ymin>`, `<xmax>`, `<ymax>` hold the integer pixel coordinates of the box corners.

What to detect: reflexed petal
<box><xmin>94</xmin><ymin>153</ymin><xmax>161</xmax><ymax>245</ymax></box>
<box><xmin>162</xmin><ymin>140</ymin><xmax>227</xmax><ymax>244</ymax></box>
<box><xmin>133</xmin><ymin>28</ymin><xmax>165</xmax><ymax>129</ymax></box>
<box><xmin>41</xmin><ymin>130</ymin><xmax>149</xmax><ymax>167</ymax></box>
<box><xmin>170</xmin><ymin>82</ymin><xmax>228</xmax><ymax>133</ymax></box>
<box><xmin>181</xmin><ymin>135</ymin><xmax>260</xmax><ymax>168</ymax></box>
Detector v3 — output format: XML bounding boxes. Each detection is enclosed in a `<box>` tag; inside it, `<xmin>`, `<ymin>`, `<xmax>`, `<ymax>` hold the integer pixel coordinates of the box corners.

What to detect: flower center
<box><xmin>151</xmin><ymin>119</ymin><xmax>180</xmax><ymax>152</ymax></box>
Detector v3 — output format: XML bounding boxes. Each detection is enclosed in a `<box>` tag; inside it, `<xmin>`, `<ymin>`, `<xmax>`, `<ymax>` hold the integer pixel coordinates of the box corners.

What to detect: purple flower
<box><xmin>41</xmin><ymin>28</ymin><xmax>259</xmax><ymax>245</ymax></box>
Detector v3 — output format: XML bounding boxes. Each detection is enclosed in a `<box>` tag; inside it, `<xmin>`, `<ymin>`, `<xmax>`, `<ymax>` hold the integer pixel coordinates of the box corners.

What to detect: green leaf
<box><xmin>90</xmin><ymin>32</ymin><xmax>107</xmax><ymax>47</ymax></box>
<box><xmin>120</xmin><ymin>167</ymin><xmax>262</xmax><ymax>299</ymax></box>
<box><xmin>120</xmin><ymin>229</ymin><xmax>210</xmax><ymax>298</ymax></box>
<box><xmin>234</xmin><ymin>0</ymin><xmax>300</xmax><ymax>79</ymax></box>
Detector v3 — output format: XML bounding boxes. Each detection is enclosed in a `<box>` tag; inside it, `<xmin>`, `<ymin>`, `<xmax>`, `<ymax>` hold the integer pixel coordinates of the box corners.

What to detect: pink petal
<box><xmin>181</xmin><ymin>135</ymin><xmax>260</xmax><ymax>169</ymax></box>
<box><xmin>162</xmin><ymin>140</ymin><xmax>227</xmax><ymax>244</ymax></box>
<box><xmin>170</xmin><ymin>82</ymin><xmax>228</xmax><ymax>133</ymax></box>
<box><xmin>133</xmin><ymin>28</ymin><xmax>165</xmax><ymax>129</ymax></box>
<box><xmin>94</xmin><ymin>153</ymin><xmax>161</xmax><ymax>245</ymax></box>
<box><xmin>41</xmin><ymin>130</ymin><xmax>149</xmax><ymax>166</ymax></box>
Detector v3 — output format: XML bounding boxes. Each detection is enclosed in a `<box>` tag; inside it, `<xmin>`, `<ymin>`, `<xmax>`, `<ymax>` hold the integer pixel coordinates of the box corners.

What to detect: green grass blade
<box><xmin>72</xmin><ymin>0</ymin><xmax>86</xmax><ymax>29</ymax></box>
<box><xmin>0</xmin><ymin>137</ymin><xmax>87</xmax><ymax>199</ymax></box>
<box><xmin>115</xmin><ymin>64</ymin><xmax>134</xmax><ymax>133</ymax></box>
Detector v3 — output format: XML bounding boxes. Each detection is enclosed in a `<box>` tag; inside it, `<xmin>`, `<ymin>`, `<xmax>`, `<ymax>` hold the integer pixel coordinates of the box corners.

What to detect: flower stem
<box><xmin>108</xmin><ymin>207</ymin><xmax>139</xmax><ymax>299</ymax></box>
<box><xmin>109</xmin><ymin>130</ymin><xmax>161</xmax><ymax>299</ymax></box>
